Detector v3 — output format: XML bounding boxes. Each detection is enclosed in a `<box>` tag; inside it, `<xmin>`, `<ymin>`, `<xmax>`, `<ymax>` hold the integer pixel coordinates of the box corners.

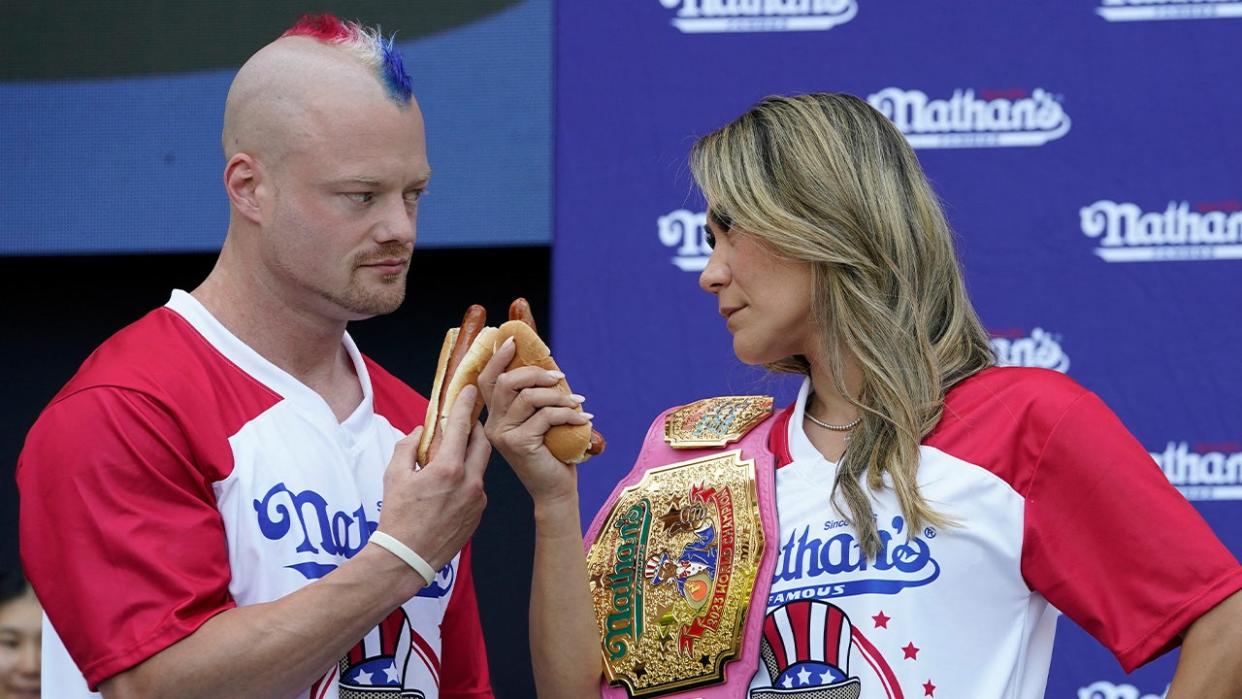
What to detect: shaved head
<box><xmin>222</xmin><ymin>35</ymin><xmax>418</xmax><ymax>167</ymax></box>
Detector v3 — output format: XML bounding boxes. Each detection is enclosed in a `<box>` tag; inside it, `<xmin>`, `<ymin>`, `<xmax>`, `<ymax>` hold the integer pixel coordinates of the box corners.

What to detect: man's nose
<box><xmin>376</xmin><ymin>196</ymin><xmax>416</xmax><ymax>246</ymax></box>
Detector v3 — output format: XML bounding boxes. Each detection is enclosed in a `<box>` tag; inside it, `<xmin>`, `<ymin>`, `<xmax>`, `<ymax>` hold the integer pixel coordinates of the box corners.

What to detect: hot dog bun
<box><xmin>492</xmin><ymin>320</ymin><xmax>594</xmax><ymax>465</ymax></box>
<box><xmin>416</xmin><ymin>324</ymin><xmax>497</xmax><ymax>466</ymax></box>
<box><xmin>416</xmin><ymin>304</ymin><xmax>601</xmax><ymax>467</ymax></box>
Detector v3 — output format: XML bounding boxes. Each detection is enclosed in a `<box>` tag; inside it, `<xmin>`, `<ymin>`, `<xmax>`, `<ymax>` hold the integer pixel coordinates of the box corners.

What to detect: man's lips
<box><xmin>720</xmin><ymin>305</ymin><xmax>744</xmax><ymax>319</ymax></box>
<box><xmin>359</xmin><ymin>258</ymin><xmax>409</xmax><ymax>272</ymax></box>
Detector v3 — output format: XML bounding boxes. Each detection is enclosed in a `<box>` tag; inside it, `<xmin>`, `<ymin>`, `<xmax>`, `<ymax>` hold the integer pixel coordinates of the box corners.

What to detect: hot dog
<box><xmin>507</xmin><ymin>298</ymin><xmax>606</xmax><ymax>459</ymax></box>
<box><xmin>417</xmin><ymin>305</ymin><xmax>492</xmax><ymax>466</ymax></box>
<box><xmin>416</xmin><ymin>300</ymin><xmax>604</xmax><ymax>466</ymax></box>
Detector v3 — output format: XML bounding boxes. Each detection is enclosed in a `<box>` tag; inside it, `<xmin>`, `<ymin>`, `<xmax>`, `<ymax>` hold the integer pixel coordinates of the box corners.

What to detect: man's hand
<box><xmin>476</xmin><ymin>338</ymin><xmax>590</xmax><ymax>505</ymax></box>
<box><xmin>376</xmin><ymin>384</ymin><xmax>492</xmax><ymax>581</ymax></box>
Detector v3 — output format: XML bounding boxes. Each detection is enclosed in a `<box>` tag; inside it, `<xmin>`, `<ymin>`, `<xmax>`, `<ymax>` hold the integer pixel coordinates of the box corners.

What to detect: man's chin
<box><xmin>324</xmin><ymin>286</ymin><xmax>407</xmax><ymax>320</ymax></box>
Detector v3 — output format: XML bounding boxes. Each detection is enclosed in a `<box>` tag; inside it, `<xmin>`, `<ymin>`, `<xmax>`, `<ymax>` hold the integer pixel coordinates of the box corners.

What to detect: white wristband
<box><xmin>369</xmin><ymin>531</ymin><xmax>436</xmax><ymax>587</ymax></box>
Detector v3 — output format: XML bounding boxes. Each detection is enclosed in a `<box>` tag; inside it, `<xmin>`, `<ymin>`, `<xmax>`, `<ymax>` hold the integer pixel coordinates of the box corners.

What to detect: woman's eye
<box><xmin>704</xmin><ymin>229</ymin><xmax>716</xmax><ymax>249</ymax></box>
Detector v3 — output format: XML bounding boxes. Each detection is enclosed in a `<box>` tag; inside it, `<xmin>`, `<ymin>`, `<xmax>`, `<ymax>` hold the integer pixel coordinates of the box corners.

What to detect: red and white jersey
<box><xmin>748</xmin><ymin>369</ymin><xmax>1242</xmax><ymax>699</ymax></box>
<box><xmin>18</xmin><ymin>291</ymin><xmax>492</xmax><ymax>698</ymax></box>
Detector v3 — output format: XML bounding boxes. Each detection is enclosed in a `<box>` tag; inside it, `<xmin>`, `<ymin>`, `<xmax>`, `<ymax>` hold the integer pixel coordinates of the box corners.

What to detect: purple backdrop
<box><xmin>553</xmin><ymin>2</ymin><xmax>1242</xmax><ymax>697</ymax></box>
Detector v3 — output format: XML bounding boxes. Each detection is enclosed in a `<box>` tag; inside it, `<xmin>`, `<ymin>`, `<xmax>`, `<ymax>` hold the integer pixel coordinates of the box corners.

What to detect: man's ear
<box><xmin>224</xmin><ymin>153</ymin><xmax>264</xmax><ymax>224</ymax></box>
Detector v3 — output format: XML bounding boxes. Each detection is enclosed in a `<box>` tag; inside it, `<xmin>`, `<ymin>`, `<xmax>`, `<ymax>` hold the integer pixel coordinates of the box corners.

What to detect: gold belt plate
<box><xmin>586</xmin><ymin>449</ymin><xmax>765</xmax><ymax>697</ymax></box>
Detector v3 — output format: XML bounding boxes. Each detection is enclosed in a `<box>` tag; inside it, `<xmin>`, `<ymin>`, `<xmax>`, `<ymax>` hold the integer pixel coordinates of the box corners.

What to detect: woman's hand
<box><xmin>476</xmin><ymin>337</ymin><xmax>591</xmax><ymax>505</ymax></box>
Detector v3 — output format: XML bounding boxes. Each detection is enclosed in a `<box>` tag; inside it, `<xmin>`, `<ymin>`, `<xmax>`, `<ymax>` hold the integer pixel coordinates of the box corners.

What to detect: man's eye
<box><xmin>404</xmin><ymin>189</ymin><xmax>427</xmax><ymax>205</ymax></box>
<box><xmin>346</xmin><ymin>192</ymin><xmax>374</xmax><ymax>204</ymax></box>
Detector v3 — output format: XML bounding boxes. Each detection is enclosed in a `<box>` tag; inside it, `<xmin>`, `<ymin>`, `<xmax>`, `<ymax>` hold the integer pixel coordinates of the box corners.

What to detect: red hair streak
<box><xmin>282</xmin><ymin>13</ymin><xmax>351</xmax><ymax>41</ymax></box>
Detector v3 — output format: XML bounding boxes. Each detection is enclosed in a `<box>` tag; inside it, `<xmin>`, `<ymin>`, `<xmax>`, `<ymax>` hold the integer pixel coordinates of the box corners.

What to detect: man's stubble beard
<box><xmin>319</xmin><ymin>267</ymin><xmax>409</xmax><ymax>318</ymax></box>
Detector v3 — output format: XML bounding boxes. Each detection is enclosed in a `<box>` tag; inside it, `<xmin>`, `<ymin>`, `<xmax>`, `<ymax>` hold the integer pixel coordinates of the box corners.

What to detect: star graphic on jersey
<box><xmin>923</xmin><ymin>679</ymin><xmax>937</xmax><ymax>696</ymax></box>
<box><xmin>902</xmin><ymin>642</ymin><xmax>920</xmax><ymax>660</ymax></box>
<box><xmin>355</xmin><ymin>668</ymin><xmax>374</xmax><ymax>685</ymax></box>
<box><xmin>821</xmin><ymin>669</ymin><xmax>835</xmax><ymax>683</ymax></box>
<box><xmin>796</xmin><ymin>667</ymin><xmax>813</xmax><ymax>686</ymax></box>
<box><xmin>384</xmin><ymin>662</ymin><xmax>400</xmax><ymax>683</ymax></box>
<box><xmin>781</xmin><ymin>675</ymin><xmax>795</xmax><ymax>689</ymax></box>
<box><xmin>872</xmin><ymin>611</ymin><xmax>890</xmax><ymax>628</ymax></box>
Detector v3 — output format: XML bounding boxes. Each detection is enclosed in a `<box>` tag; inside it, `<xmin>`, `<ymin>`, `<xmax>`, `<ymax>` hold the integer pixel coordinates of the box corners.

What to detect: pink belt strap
<box><xmin>583</xmin><ymin>405</ymin><xmax>781</xmax><ymax>698</ymax></box>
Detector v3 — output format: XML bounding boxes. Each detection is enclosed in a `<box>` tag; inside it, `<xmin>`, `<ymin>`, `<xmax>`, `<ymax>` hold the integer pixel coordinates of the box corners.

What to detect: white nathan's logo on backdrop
<box><xmin>658</xmin><ymin>0</ymin><xmax>858</xmax><ymax>33</ymax></box>
<box><xmin>1097</xmin><ymin>0</ymin><xmax>1242</xmax><ymax>22</ymax></box>
<box><xmin>989</xmin><ymin>328</ymin><xmax>1070</xmax><ymax>373</ymax></box>
<box><xmin>1153</xmin><ymin>442</ymin><xmax>1242</xmax><ymax>501</ymax></box>
<box><xmin>867</xmin><ymin>87</ymin><xmax>1071</xmax><ymax>149</ymax></box>
<box><xmin>1078</xmin><ymin>680</ymin><xmax>1168</xmax><ymax>699</ymax></box>
<box><xmin>658</xmin><ymin>208</ymin><xmax>711</xmax><ymax>271</ymax></box>
<box><xmin>1080</xmin><ymin>199</ymin><xmax>1242</xmax><ymax>262</ymax></box>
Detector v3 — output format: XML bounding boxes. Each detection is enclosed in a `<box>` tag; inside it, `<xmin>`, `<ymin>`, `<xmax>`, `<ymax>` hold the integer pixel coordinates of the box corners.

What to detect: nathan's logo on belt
<box><xmin>868</xmin><ymin>87</ymin><xmax>1071</xmax><ymax>149</ymax></box>
<box><xmin>588</xmin><ymin>450</ymin><xmax>764</xmax><ymax>697</ymax></box>
<box><xmin>603</xmin><ymin>499</ymin><xmax>653</xmax><ymax>659</ymax></box>
<box><xmin>658</xmin><ymin>0</ymin><xmax>858</xmax><ymax>34</ymax></box>
<box><xmin>1097</xmin><ymin>0</ymin><xmax>1242</xmax><ymax>22</ymax></box>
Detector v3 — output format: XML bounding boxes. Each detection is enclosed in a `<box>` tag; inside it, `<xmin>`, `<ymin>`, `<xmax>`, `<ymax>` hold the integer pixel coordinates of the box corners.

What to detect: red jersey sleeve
<box><xmin>1021</xmin><ymin>391</ymin><xmax>1242</xmax><ymax>671</ymax></box>
<box><xmin>439</xmin><ymin>543</ymin><xmax>494</xmax><ymax>698</ymax></box>
<box><xmin>17</xmin><ymin>387</ymin><xmax>235</xmax><ymax>689</ymax></box>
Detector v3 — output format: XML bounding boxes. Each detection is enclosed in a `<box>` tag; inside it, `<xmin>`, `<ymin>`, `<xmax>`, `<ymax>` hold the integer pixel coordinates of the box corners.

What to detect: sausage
<box><xmin>508</xmin><ymin>297</ymin><xmax>537</xmax><ymax>333</ymax></box>
<box><xmin>426</xmin><ymin>304</ymin><xmax>488</xmax><ymax>464</ymax></box>
<box><xmin>587</xmin><ymin>429</ymin><xmax>606</xmax><ymax>456</ymax></box>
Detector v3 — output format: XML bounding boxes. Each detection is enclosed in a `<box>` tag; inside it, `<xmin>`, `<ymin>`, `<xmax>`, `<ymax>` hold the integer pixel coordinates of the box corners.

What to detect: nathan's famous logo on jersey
<box><xmin>1152</xmin><ymin>442</ymin><xmax>1242</xmax><ymax>501</ymax></box>
<box><xmin>769</xmin><ymin>516</ymin><xmax>940</xmax><ymax>607</ymax></box>
<box><xmin>1080</xmin><ymin>199</ymin><xmax>1242</xmax><ymax>263</ymax></box>
<box><xmin>253</xmin><ymin>482</ymin><xmax>454</xmax><ymax>597</ymax></box>
<box><xmin>658</xmin><ymin>208</ymin><xmax>711</xmax><ymax>271</ymax></box>
<box><xmin>658</xmin><ymin>0</ymin><xmax>858</xmax><ymax>34</ymax></box>
<box><xmin>1097</xmin><ymin>0</ymin><xmax>1242</xmax><ymax>22</ymax></box>
<box><xmin>1078</xmin><ymin>679</ymin><xmax>1168</xmax><ymax>699</ymax></box>
<box><xmin>989</xmin><ymin>328</ymin><xmax>1070</xmax><ymax>373</ymax></box>
<box><xmin>867</xmin><ymin>87</ymin><xmax>1071</xmax><ymax>149</ymax></box>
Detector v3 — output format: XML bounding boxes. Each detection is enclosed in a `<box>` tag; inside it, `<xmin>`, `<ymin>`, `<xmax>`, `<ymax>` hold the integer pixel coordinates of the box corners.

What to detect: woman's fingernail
<box><xmin>580</xmin><ymin>412</ymin><xmax>595</xmax><ymax>420</ymax></box>
<box><xmin>548</xmin><ymin>370</ymin><xmax>566</xmax><ymax>380</ymax></box>
<box><xmin>569</xmin><ymin>393</ymin><xmax>586</xmax><ymax>404</ymax></box>
<box><xmin>502</xmin><ymin>336</ymin><xmax>515</xmax><ymax>349</ymax></box>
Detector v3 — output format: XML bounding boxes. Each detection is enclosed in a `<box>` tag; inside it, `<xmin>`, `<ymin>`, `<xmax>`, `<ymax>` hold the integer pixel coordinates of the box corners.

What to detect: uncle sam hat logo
<box><xmin>751</xmin><ymin>600</ymin><xmax>862</xmax><ymax>699</ymax></box>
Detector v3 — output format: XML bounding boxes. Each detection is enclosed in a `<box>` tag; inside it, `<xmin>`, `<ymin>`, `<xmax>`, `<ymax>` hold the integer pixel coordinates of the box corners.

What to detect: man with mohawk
<box><xmin>18</xmin><ymin>15</ymin><xmax>495</xmax><ymax>699</ymax></box>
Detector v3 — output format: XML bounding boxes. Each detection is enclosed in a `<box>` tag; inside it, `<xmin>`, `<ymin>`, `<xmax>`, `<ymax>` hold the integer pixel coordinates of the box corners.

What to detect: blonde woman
<box><xmin>478</xmin><ymin>93</ymin><xmax>1242</xmax><ymax>698</ymax></box>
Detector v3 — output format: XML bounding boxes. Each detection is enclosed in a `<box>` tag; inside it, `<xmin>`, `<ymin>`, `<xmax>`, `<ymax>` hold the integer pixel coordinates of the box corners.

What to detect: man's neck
<box><xmin>191</xmin><ymin>261</ymin><xmax>362</xmax><ymax>420</ymax></box>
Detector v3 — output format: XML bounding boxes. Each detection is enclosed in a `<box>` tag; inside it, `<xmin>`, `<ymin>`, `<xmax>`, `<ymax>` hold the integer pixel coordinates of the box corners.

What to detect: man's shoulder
<box><xmin>44</xmin><ymin>304</ymin><xmax>280</xmax><ymax>434</ymax></box>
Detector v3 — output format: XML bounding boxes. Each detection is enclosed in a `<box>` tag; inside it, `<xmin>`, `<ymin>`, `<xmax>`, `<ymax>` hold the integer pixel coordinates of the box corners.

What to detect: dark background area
<box><xmin>0</xmin><ymin>247</ymin><xmax>546</xmax><ymax>696</ymax></box>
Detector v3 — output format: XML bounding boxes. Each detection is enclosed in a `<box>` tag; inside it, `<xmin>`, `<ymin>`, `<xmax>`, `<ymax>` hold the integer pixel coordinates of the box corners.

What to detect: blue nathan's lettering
<box><xmin>767</xmin><ymin>516</ymin><xmax>941</xmax><ymax>606</ymax></box>
<box><xmin>254</xmin><ymin>482</ymin><xmax>377</xmax><ymax>558</ymax></box>
<box><xmin>776</xmin><ymin>516</ymin><xmax>933</xmax><ymax>580</ymax></box>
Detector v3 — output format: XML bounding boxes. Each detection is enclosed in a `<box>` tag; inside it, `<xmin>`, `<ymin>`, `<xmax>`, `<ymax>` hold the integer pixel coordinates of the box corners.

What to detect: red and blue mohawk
<box><xmin>282</xmin><ymin>14</ymin><xmax>414</xmax><ymax>105</ymax></box>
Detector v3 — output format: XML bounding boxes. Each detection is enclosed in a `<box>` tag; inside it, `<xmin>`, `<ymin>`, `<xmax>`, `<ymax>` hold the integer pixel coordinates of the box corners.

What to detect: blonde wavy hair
<box><xmin>690</xmin><ymin>93</ymin><xmax>994</xmax><ymax>556</ymax></box>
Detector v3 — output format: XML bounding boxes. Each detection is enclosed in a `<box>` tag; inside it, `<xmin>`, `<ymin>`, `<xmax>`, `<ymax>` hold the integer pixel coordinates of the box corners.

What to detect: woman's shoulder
<box><xmin>945</xmin><ymin>365</ymin><xmax>1089</xmax><ymax>414</ymax></box>
<box><xmin>928</xmin><ymin>366</ymin><xmax>1095</xmax><ymax>450</ymax></box>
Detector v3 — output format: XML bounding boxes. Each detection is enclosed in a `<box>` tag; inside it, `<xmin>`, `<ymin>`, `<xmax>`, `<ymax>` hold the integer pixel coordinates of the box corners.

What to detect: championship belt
<box><xmin>586</xmin><ymin>396</ymin><xmax>773</xmax><ymax>697</ymax></box>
